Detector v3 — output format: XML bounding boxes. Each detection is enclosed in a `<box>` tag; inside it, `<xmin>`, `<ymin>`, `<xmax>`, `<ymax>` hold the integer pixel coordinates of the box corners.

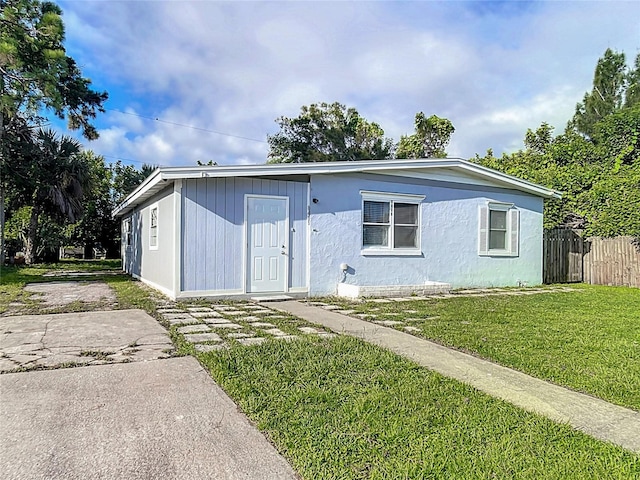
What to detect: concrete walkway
<box><xmin>271</xmin><ymin>301</ymin><xmax>640</xmax><ymax>453</ymax></box>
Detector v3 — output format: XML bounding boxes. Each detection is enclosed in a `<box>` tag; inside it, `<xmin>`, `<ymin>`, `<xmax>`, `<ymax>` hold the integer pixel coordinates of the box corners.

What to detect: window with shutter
<box><xmin>479</xmin><ymin>203</ymin><xmax>519</xmax><ymax>257</ymax></box>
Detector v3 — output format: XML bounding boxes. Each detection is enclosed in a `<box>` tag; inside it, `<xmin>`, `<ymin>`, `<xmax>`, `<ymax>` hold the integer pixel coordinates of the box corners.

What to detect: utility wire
<box><xmin>105</xmin><ymin>108</ymin><xmax>268</xmax><ymax>144</ymax></box>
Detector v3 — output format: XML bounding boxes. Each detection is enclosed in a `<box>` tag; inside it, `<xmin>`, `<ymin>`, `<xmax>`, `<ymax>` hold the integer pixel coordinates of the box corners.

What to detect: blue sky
<box><xmin>55</xmin><ymin>0</ymin><xmax>639</xmax><ymax>168</ymax></box>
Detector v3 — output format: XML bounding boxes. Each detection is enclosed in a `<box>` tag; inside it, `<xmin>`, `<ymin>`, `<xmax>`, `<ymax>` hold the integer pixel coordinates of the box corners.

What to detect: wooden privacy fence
<box><xmin>543</xmin><ymin>230</ymin><xmax>640</xmax><ymax>287</ymax></box>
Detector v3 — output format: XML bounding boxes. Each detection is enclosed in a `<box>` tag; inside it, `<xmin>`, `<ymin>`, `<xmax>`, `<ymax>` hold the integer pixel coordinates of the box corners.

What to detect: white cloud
<box><xmin>59</xmin><ymin>0</ymin><xmax>640</xmax><ymax>167</ymax></box>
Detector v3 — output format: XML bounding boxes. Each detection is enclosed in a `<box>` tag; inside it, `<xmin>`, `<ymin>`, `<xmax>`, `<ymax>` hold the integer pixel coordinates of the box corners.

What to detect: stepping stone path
<box><xmin>315</xmin><ymin>285</ymin><xmax>578</xmax><ymax>335</ymax></box>
<box><xmin>155</xmin><ymin>301</ymin><xmax>338</xmax><ymax>351</ymax></box>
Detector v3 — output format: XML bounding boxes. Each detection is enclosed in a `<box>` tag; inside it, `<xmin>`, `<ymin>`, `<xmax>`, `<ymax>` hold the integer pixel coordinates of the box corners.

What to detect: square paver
<box><xmin>187</xmin><ymin>307</ymin><xmax>214</xmax><ymax>313</ymax></box>
<box><xmin>403</xmin><ymin>326</ymin><xmax>421</xmax><ymax>333</ymax></box>
<box><xmin>373</xmin><ymin>320</ymin><xmax>404</xmax><ymax>327</ymax></box>
<box><xmin>316</xmin><ymin>333</ymin><xmax>337</xmax><ymax>339</ymax></box>
<box><xmin>195</xmin><ymin>343</ymin><xmax>227</xmax><ymax>352</ymax></box>
<box><xmin>165</xmin><ymin>316</ymin><xmax>201</xmax><ymax>326</ymax></box>
<box><xmin>263</xmin><ymin>328</ymin><xmax>288</xmax><ymax>337</ymax></box>
<box><xmin>177</xmin><ymin>325</ymin><xmax>211</xmax><ymax>334</ymax></box>
<box><xmin>191</xmin><ymin>311</ymin><xmax>223</xmax><ymax>318</ymax></box>
<box><xmin>157</xmin><ymin>308</ymin><xmax>184</xmax><ymax>314</ymax></box>
<box><xmin>272</xmin><ymin>335</ymin><xmax>298</xmax><ymax>341</ymax></box>
<box><xmin>250</xmin><ymin>322</ymin><xmax>275</xmax><ymax>328</ymax></box>
<box><xmin>223</xmin><ymin>311</ymin><xmax>246</xmax><ymax>316</ymax></box>
<box><xmin>298</xmin><ymin>327</ymin><xmax>321</xmax><ymax>334</ymax></box>
<box><xmin>203</xmin><ymin>318</ymin><xmax>232</xmax><ymax>325</ymax></box>
<box><xmin>226</xmin><ymin>333</ymin><xmax>255</xmax><ymax>339</ymax></box>
<box><xmin>164</xmin><ymin>313</ymin><xmax>195</xmax><ymax>321</ymax></box>
<box><xmin>238</xmin><ymin>316</ymin><xmax>261</xmax><ymax>322</ymax></box>
<box><xmin>183</xmin><ymin>332</ymin><xmax>222</xmax><ymax>343</ymax></box>
<box><xmin>209</xmin><ymin>323</ymin><xmax>242</xmax><ymax>330</ymax></box>
<box><xmin>237</xmin><ymin>337</ymin><xmax>267</xmax><ymax>346</ymax></box>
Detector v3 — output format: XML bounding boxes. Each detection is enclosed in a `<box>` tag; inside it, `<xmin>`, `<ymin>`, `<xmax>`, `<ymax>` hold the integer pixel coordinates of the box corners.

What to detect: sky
<box><xmin>55</xmin><ymin>0</ymin><xmax>640</xmax><ymax>168</ymax></box>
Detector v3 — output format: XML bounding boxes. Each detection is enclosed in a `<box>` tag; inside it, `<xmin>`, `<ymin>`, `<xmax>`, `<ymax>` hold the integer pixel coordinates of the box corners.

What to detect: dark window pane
<box><xmin>394</xmin><ymin>226</ymin><xmax>417</xmax><ymax>248</ymax></box>
<box><xmin>490</xmin><ymin>210</ymin><xmax>506</xmax><ymax>230</ymax></box>
<box><xmin>364</xmin><ymin>201</ymin><xmax>389</xmax><ymax>224</ymax></box>
<box><xmin>394</xmin><ymin>203</ymin><xmax>417</xmax><ymax>225</ymax></box>
<box><xmin>489</xmin><ymin>230</ymin><xmax>506</xmax><ymax>250</ymax></box>
<box><xmin>363</xmin><ymin>225</ymin><xmax>389</xmax><ymax>247</ymax></box>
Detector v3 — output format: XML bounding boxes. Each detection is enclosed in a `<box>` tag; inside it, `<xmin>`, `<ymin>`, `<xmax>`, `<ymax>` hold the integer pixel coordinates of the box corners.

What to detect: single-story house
<box><xmin>113</xmin><ymin>158</ymin><xmax>561</xmax><ymax>300</ymax></box>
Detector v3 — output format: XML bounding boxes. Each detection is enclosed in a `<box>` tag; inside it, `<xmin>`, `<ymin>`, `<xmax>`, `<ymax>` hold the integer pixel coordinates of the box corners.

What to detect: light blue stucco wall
<box><xmin>181</xmin><ymin>177</ymin><xmax>308</xmax><ymax>294</ymax></box>
<box><xmin>308</xmin><ymin>173</ymin><xmax>544</xmax><ymax>296</ymax></box>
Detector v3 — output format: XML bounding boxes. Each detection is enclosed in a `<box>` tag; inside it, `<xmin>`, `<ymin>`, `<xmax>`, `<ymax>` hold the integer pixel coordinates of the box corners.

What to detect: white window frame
<box><xmin>149</xmin><ymin>203</ymin><xmax>159</xmax><ymax>250</ymax></box>
<box><xmin>360</xmin><ymin>190</ymin><xmax>424</xmax><ymax>256</ymax></box>
<box><xmin>123</xmin><ymin>217</ymin><xmax>132</xmax><ymax>250</ymax></box>
<box><xmin>478</xmin><ymin>202</ymin><xmax>519</xmax><ymax>257</ymax></box>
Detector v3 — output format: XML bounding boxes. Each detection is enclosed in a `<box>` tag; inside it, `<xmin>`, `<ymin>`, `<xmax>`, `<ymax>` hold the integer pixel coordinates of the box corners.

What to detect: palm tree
<box><xmin>23</xmin><ymin>129</ymin><xmax>89</xmax><ymax>264</ymax></box>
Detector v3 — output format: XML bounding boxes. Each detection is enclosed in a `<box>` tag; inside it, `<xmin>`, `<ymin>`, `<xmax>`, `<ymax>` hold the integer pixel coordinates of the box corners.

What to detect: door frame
<box><xmin>243</xmin><ymin>194</ymin><xmax>290</xmax><ymax>294</ymax></box>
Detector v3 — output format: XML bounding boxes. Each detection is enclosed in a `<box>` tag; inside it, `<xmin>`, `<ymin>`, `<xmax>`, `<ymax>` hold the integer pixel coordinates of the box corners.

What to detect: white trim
<box><xmin>361</xmin><ymin>249</ymin><xmax>423</xmax><ymax>256</ymax></box>
<box><xmin>149</xmin><ymin>202</ymin><xmax>159</xmax><ymax>250</ymax></box>
<box><xmin>360</xmin><ymin>190</ymin><xmax>425</xmax><ymax>202</ymax></box>
<box><xmin>360</xmin><ymin>191</ymin><xmax>423</xmax><ymax>255</ymax></box>
<box><xmin>113</xmin><ymin>158</ymin><xmax>561</xmax><ymax>217</ymax></box>
<box><xmin>479</xmin><ymin>202</ymin><xmax>520</xmax><ymax>257</ymax></box>
<box><xmin>488</xmin><ymin>201</ymin><xmax>514</xmax><ymax>211</ymax></box>
<box><xmin>177</xmin><ymin>288</ymin><xmax>245</xmax><ymax>299</ymax></box>
<box><xmin>131</xmin><ymin>272</ymin><xmax>176</xmax><ymax>300</ymax></box>
<box><xmin>244</xmin><ymin>194</ymin><xmax>290</xmax><ymax>294</ymax></box>
<box><xmin>306</xmin><ymin>183</ymin><xmax>311</xmax><ymax>294</ymax></box>
<box><xmin>173</xmin><ymin>180</ymin><xmax>182</xmax><ymax>298</ymax></box>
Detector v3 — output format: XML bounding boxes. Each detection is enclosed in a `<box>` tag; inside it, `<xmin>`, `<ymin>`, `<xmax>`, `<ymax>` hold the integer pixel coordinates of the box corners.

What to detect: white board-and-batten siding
<box><xmin>180</xmin><ymin>177</ymin><xmax>309</xmax><ymax>293</ymax></box>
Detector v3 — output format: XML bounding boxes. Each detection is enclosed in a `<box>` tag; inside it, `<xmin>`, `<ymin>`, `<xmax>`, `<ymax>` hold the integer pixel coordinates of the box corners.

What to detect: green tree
<box><xmin>624</xmin><ymin>53</ymin><xmax>640</xmax><ymax>108</ymax></box>
<box><xmin>112</xmin><ymin>161</ymin><xmax>156</xmax><ymax>205</ymax></box>
<box><xmin>267</xmin><ymin>102</ymin><xmax>393</xmax><ymax>163</ymax></box>
<box><xmin>68</xmin><ymin>152</ymin><xmax>121</xmax><ymax>257</ymax></box>
<box><xmin>572</xmin><ymin>49</ymin><xmax>627</xmax><ymax>138</ymax></box>
<box><xmin>0</xmin><ymin>0</ymin><xmax>107</xmax><ymax>262</ymax></box>
<box><xmin>396</xmin><ymin>113</ymin><xmax>455</xmax><ymax>159</ymax></box>
<box><xmin>16</xmin><ymin>129</ymin><xmax>90</xmax><ymax>264</ymax></box>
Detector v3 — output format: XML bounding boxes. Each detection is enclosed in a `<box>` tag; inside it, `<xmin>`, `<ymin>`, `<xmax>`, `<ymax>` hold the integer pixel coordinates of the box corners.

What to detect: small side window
<box><xmin>149</xmin><ymin>205</ymin><xmax>158</xmax><ymax>249</ymax></box>
<box><xmin>479</xmin><ymin>203</ymin><xmax>519</xmax><ymax>257</ymax></box>
<box><xmin>123</xmin><ymin>218</ymin><xmax>132</xmax><ymax>248</ymax></box>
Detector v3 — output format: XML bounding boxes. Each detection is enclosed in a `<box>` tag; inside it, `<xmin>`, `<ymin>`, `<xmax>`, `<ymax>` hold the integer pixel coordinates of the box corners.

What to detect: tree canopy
<box><xmin>0</xmin><ymin>0</ymin><xmax>108</xmax><ymax>139</ymax></box>
<box><xmin>396</xmin><ymin>113</ymin><xmax>455</xmax><ymax>159</ymax></box>
<box><xmin>268</xmin><ymin>102</ymin><xmax>394</xmax><ymax>163</ymax></box>
<box><xmin>1</xmin><ymin>0</ymin><xmax>108</xmax><ymax>262</ymax></box>
<box><xmin>474</xmin><ymin>48</ymin><xmax>640</xmax><ymax>239</ymax></box>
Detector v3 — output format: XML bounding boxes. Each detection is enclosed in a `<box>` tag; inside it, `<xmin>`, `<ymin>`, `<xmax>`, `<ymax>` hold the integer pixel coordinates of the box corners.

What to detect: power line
<box><xmin>105</xmin><ymin>108</ymin><xmax>268</xmax><ymax>144</ymax></box>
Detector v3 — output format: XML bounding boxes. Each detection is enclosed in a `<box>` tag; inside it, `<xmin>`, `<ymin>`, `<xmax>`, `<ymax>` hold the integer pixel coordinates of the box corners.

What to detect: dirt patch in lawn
<box><xmin>24</xmin><ymin>281</ymin><xmax>117</xmax><ymax>308</ymax></box>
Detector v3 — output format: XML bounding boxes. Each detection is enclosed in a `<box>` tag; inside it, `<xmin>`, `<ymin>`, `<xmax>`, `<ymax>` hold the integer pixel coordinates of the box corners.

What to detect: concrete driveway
<box><xmin>0</xmin><ymin>310</ymin><xmax>298</xmax><ymax>479</ymax></box>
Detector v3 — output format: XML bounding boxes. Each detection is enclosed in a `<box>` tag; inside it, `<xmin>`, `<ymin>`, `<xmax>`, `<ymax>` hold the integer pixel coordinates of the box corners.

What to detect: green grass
<box><xmin>199</xmin><ymin>336</ymin><xmax>640</xmax><ymax>479</ymax></box>
<box><xmin>328</xmin><ymin>285</ymin><xmax>640</xmax><ymax>411</ymax></box>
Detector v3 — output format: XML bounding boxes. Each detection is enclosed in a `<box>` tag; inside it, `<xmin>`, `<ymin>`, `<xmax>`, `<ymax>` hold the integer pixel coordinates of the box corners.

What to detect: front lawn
<box><xmin>328</xmin><ymin>285</ymin><xmax>640</xmax><ymax>411</ymax></box>
<box><xmin>200</xmin><ymin>336</ymin><xmax>640</xmax><ymax>479</ymax></box>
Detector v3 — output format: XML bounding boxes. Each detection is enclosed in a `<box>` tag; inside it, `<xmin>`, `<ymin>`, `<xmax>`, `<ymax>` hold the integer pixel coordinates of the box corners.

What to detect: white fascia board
<box><xmin>112</xmin><ymin>168</ymin><xmax>164</xmax><ymax>217</ymax></box>
<box><xmin>454</xmin><ymin>160</ymin><xmax>561</xmax><ymax>199</ymax></box>
<box><xmin>113</xmin><ymin>158</ymin><xmax>560</xmax><ymax>217</ymax></box>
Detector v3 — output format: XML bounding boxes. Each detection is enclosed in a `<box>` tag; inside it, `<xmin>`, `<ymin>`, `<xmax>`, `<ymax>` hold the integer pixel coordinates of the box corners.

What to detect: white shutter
<box><xmin>478</xmin><ymin>206</ymin><xmax>489</xmax><ymax>255</ymax></box>
<box><xmin>509</xmin><ymin>209</ymin><xmax>520</xmax><ymax>257</ymax></box>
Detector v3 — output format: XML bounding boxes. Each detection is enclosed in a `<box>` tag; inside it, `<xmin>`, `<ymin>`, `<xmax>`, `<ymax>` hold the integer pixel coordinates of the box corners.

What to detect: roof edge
<box><xmin>113</xmin><ymin>158</ymin><xmax>561</xmax><ymax>217</ymax></box>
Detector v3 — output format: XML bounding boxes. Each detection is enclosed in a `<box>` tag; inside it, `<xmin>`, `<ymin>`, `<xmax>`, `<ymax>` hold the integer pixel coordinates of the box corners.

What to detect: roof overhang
<box><xmin>112</xmin><ymin>158</ymin><xmax>562</xmax><ymax>217</ymax></box>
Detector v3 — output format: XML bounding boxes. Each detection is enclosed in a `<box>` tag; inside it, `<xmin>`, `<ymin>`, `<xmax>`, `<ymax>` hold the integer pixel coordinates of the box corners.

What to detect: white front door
<box><xmin>246</xmin><ymin>196</ymin><xmax>288</xmax><ymax>293</ymax></box>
